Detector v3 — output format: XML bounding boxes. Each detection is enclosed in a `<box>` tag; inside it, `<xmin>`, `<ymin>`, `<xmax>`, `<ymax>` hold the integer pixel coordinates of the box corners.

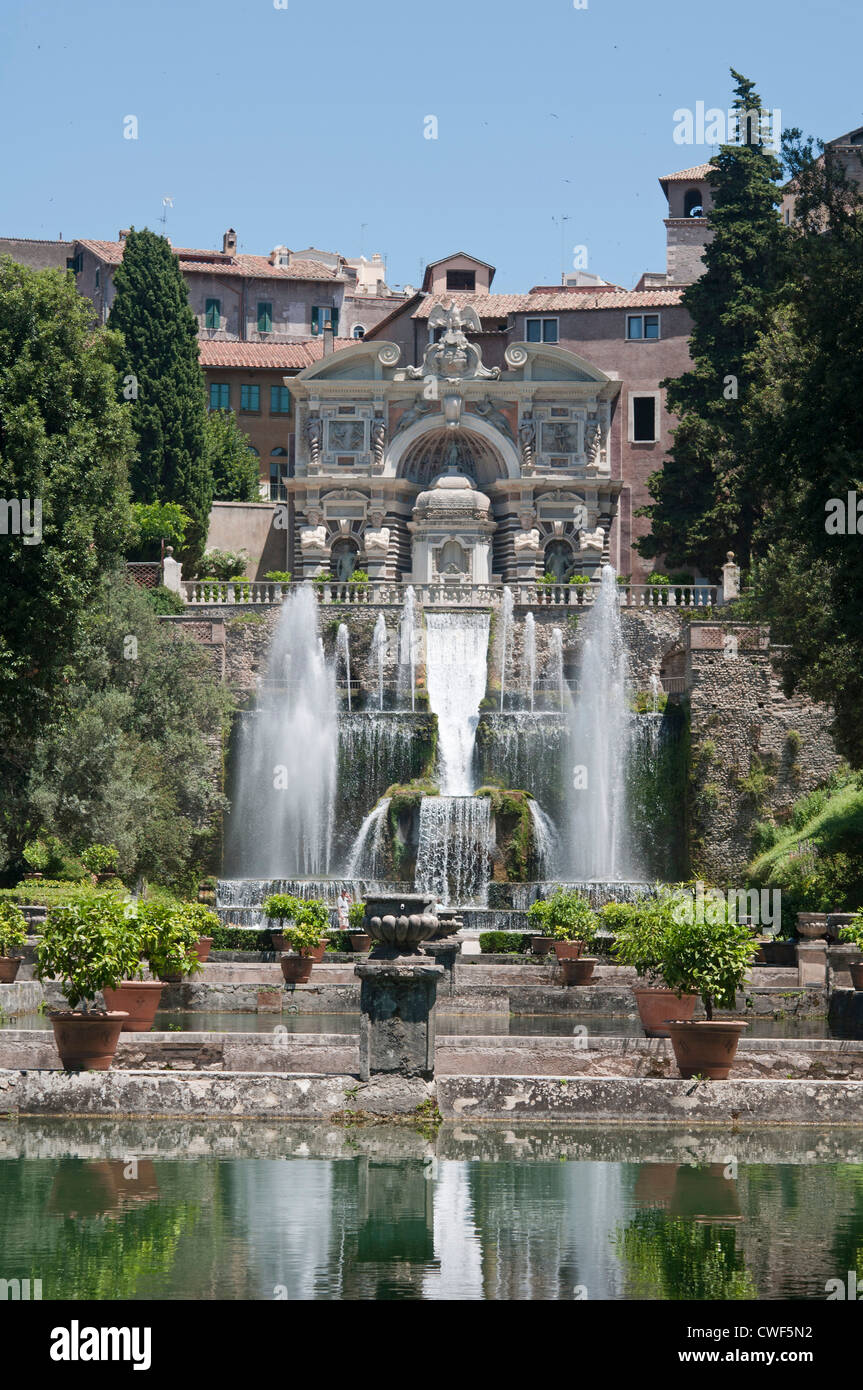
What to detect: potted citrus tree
<box><xmin>35</xmin><ymin>897</ymin><xmax>141</xmax><ymax>1069</ymax></box>
<box><xmin>80</xmin><ymin>843</ymin><xmax>121</xmax><ymax>885</ymax></box>
<box><xmin>0</xmin><ymin>902</ymin><xmax>28</xmax><ymax>982</ymax></box>
<box><xmin>838</xmin><ymin>914</ymin><xmax>863</xmax><ymax>989</ymax></box>
<box><xmin>263</xmin><ymin>894</ymin><xmax>329</xmax><ymax>983</ymax></box>
<box><xmin>175</xmin><ymin>902</ymin><xmax>219</xmax><ymax>962</ymax></box>
<box><xmin>348</xmin><ymin>899</ymin><xmax>371</xmax><ymax>953</ymax></box>
<box><xmin>658</xmin><ymin>900</ymin><xmax>760</xmax><ymax>1078</ymax></box>
<box><xmin>136</xmin><ymin>901</ymin><xmax>203</xmax><ymax>986</ymax></box>
<box><xmin>607</xmin><ymin>896</ymin><xmax>697</xmax><ymax>1037</ymax></box>
<box><xmin>528</xmin><ymin>890</ymin><xmax>598</xmax><ymax>982</ymax></box>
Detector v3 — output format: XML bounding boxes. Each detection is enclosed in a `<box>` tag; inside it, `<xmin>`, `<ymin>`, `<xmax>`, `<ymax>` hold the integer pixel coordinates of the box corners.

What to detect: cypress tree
<box><xmin>638</xmin><ymin>70</ymin><xmax>788</xmax><ymax>576</ymax></box>
<box><xmin>108</xmin><ymin>228</ymin><xmax>212</xmax><ymax>565</ymax></box>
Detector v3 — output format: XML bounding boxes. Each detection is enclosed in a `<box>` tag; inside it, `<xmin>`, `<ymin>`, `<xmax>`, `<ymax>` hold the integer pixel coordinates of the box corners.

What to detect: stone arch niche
<box><xmin>386</xmin><ymin>417</ymin><xmax>520</xmax><ymax>484</ymax></box>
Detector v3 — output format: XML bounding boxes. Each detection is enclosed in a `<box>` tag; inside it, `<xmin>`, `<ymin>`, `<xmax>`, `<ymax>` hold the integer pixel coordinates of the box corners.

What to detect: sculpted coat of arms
<box><xmin>406</xmin><ymin>302</ymin><xmax>501</xmax><ymax>383</ymax></box>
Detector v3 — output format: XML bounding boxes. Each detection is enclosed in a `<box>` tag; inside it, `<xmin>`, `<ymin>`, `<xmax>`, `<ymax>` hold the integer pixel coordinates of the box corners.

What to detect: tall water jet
<box><xmin>398</xmin><ymin>584</ymin><xmax>418</xmax><ymax>712</ymax></box>
<box><xmin>424</xmin><ymin>611</ymin><xmax>490</xmax><ymax>794</ymax></box>
<box><xmin>372</xmin><ymin>613</ymin><xmax>387</xmax><ymax>712</ymax></box>
<box><xmin>336</xmin><ymin>622</ymin><xmax>352</xmax><ymax>713</ymax></box>
<box><xmin>523</xmin><ymin>612</ymin><xmax>536</xmax><ymax>713</ymax></box>
<box><xmin>499</xmin><ymin>585</ymin><xmax>514</xmax><ymax>712</ymax></box>
<box><xmin>225</xmin><ymin>586</ymin><xmax>337</xmax><ymax>877</ymax></box>
<box><xmin>650</xmin><ymin>672</ymin><xmax>660</xmax><ymax>713</ymax></box>
<box><xmin>566</xmin><ymin>563</ymin><xmax>635</xmax><ymax>879</ymax></box>
<box><xmin>551</xmin><ymin>626</ymin><xmax>566</xmax><ymax>710</ymax></box>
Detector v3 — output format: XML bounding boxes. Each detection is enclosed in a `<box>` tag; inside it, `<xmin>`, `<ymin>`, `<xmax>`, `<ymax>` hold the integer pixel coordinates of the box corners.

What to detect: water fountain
<box><xmin>551</xmin><ymin>626</ymin><xmax>566</xmax><ymax>709</ymax></box>
<box><xmin>398</xmin><ymin>585</ymin><xmax>418</xmax><ymax>712</ymax></box>
<box><xmin>415</xmin><ymin>797</ymin><xmax>491</xmax><ymax>905</ymax></box>
<box><xmin>523</xmin><ymin>612</ymin><xmax>536</xmax><ymax>713</ymax></box>
<box><xmin>225</xmin><ymin>586</ymin><xmax>338</xmax><ymax>878</ymax></box>
<box><xmin>337</xmin><ymin>623</ymin><xmax>352</xmax><ymax>713</ymax></box>
<box><xmin>499</xmin><ymin>585</ymin><xmax>514</xmax><ymax>712</ymax></box>
<box><xmin>345</xmin><ymin>799</ymin><xmax>391</xmax><ymax>880</ymax></box>
<box><xmin>372</xmin><ymin>614</ymin><xmax>387</xmax><ymax>712</ymax></box>
<box><xmin>424</xmin><ymin>611</ymin><xmax>489</xmax><ymax>794</ymax></box>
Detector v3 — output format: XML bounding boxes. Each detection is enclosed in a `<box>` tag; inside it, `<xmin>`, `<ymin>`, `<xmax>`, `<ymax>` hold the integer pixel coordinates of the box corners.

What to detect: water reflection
<box><xmin>0</xmin><ymin>1122</ymin><xmax>861</xmax><ymax>1300</ymax></box>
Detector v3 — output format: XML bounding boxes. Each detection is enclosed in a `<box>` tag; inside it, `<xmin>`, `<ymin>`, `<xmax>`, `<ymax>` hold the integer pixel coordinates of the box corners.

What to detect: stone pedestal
<box><xmin>423</xmin><ymin>940</ymin><xmax>459</xmax><ymax>995</ymax></box>
<box><xmin>355</xmin><ymin>957</ymin><xmax>444</xmax><ymax>1082</ymax></box>
<box><xmin>797</xmin><ymin>942</ymin><xmax>827</xmax><ymax>988</ymax></box>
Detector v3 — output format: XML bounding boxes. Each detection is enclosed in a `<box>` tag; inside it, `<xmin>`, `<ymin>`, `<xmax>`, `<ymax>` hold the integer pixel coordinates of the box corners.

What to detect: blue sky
<box><xmin>2</xmin><ymin>0</ymin><xmax>861</xmax><ymax>292</ymax></box>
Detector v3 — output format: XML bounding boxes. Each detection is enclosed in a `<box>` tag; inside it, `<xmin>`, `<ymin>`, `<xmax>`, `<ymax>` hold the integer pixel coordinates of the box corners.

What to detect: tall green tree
<box><xmin>204</xmin><ymin>409</ymin><xmax>261</xmax><ymax>501</ymax></box>
<box><xmin>638</xmin><ymin>70</ymin><xmax>788</xmax><ymax>576</ymax></box>
<box><xmin>108</xmin><ymin>228</ymin><xmax>212</xmax><ymax>565</ymax></box>
<box><xmin>0</xmin><ymin>257</ymin><xmax>134</xmax><ymax>857</ymax></box>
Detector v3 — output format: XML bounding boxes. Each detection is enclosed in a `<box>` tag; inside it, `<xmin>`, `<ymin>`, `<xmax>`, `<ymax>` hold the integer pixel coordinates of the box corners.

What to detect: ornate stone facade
<box><xmin>284</xmin><ymin>311</ymin><xmax>621</xmax><ymax>583</ymax></box>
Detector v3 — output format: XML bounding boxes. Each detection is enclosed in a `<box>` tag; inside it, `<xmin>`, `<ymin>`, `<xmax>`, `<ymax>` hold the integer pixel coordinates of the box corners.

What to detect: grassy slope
<box><xmin>748</xmin><ymin>779</ymin><xmax>863</xmax><ymax>883</ymax></box>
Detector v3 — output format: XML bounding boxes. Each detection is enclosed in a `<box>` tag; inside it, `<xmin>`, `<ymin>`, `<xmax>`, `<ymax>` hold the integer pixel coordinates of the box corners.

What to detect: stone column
<box><xmin>719</xmin><ymin>551</ymin><xmax>740</xmax><ymax>604</ymax></box>
<box><xmin>423</xmin><ymin>940</ymin><xmax>459</xmax><ymax>996</ymax></box>
<box><xmin>355</xmin><ymin>958</ymin><xmax>444</xmax><ymax>1082</ymax></box>
<box><xmin>162</xmin><ymin>547</ymin><xmax>183</xmax><ymax>594</ymax></box>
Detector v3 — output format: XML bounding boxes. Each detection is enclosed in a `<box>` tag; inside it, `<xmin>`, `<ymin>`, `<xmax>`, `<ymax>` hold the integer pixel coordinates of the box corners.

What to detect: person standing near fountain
<box><xmin>337</xmin><ymin>887</ymin><xmax>350</xmax><ymax>932</ymax></box>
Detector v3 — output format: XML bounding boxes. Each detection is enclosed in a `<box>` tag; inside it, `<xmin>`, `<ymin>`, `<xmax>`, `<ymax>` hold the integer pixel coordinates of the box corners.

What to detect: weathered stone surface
<box><xmin>0</xmin><ymin>981</ymin><xmax>42</xmax><ymax>1016</ymax></box>
<box><xmin>0</xmin><ymin>1069</ymin><xmax>358</xmax><ymax>1117</ymax></box>
<box><xmin>436</xmin><ymin>1074</ymin><xmax>863</xmax><ymax>1124</ymax></box>
<box><xmin>356</xmin><ymin>958</ymin><xmax>444</xmax><ymax>1081</ymax></box>
<box><xmin>829</xmin><ymin>988</ymin><xmax>863</xmax><ymax>1039</ymax></box>
<box><xmin>0</xmin><ymin>1029</ymin><xmax>359</xmax><ymax>1076</ymax></box>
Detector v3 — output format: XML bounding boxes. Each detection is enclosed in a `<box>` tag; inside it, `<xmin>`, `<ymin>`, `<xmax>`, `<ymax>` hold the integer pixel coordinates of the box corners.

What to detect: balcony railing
<box><xmin>180</xmin><ymin>579</ymin><xmax>718</xmax><ymax>609</ymax></box>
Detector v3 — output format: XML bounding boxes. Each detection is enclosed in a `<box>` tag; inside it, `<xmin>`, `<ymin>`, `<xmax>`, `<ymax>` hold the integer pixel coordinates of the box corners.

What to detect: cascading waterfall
<box><xmin>499</xmin><ymin>585</ymin><xmax>514</xmax><ymax>712</ymax></box>
<box><xmin>336</xmin><ymin>622</ymin><xmax>352</xmax><ymax>713</ymax></box>
<box><xmin>650</xmin><ymin>673</ymin><xmax>660</xmax><ymax>713</ymax></box>
<box><xmin>566</xmin><ymin>563</ymin><xmax>636</xmax><ymax>879</ymax></box>
<box><xmin>523</xmin><ymin>612</ymin><xmax>536</xmax><ymax>713</ymax></box>
<box><xmin>345</xmin><ymin>798</ymin><xmax>391</xmax><ymax>879</ymax></box>
<box><xmin>225</xmin><ymin>586</ymin><xmax>337</xmax><ymax>877</ymax></box>
<box><xmin>415</xmin><ymin>796</ymin><xmax>491</xmax><ymax>905</ymax></box>
<box><xmin>372</xmin><ymin>614</ymin><xmax>387</xmax><ymax>712</ymax></box>
<box><xmin>398</xmin><ymin>585</ymin><xmax>418</xmax><ymax>712</ymax></box>
<box><xmin>528</xmin><ymin>800</ymin><xmax>561</xmax><ymax>878</ymax></box>
<box><xmin>475</xmin><ymin>712</ymin><xmax>568</xmax><ymax>819</ymax></box>
<box><xmin>424</xmin><ymin>611</ymin><xmax>490</xmax><ymax>794</ymax></box>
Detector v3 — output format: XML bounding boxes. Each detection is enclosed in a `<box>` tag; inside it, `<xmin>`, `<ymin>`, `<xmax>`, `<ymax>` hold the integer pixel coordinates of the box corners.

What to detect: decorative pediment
<box><xmin>504</xmin><ymin>342</ymin><xmax>611</xmax><ymax>384</ymax></box>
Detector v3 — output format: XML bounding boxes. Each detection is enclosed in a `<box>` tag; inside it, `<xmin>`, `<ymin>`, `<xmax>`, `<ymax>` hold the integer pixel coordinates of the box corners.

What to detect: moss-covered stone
<box><xmin>475</xmin><ymin>786</ymin><xmax>535</xmax><ymax>882</ymax></box>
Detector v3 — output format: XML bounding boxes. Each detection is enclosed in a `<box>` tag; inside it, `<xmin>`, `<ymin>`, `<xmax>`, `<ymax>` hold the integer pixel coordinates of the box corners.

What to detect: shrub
<box><xmin>479</xmin><ymin>931</ymin><xmax>532</xmax><ymax>954</ymax></box>
<box><xmin>173</xmin><ymin>902</ymin><xmax>219</xmax><ymax>939</ymax></box>
<box><xmin>658</xmin><ymin>898</ymin><xmax>759</xmax><ymax>1018</ymax></box>
<box><xmin>263</xmin><ymin>571</ymin><xmax>292</xmax><ymax>583</ymax></box>
<box><xmin>22</xmin><ymin>835</ymin><xmax>84</xmax><ymax>878</ymax></box>
<box><xmin>839</xmin><ymin>914</ymin><xmax>863</xmax><ymax>952</ymax></box>
<box><xmin>527</xmin><ymin>890</ymin><xmax>597</xmax><ymax>943</ymax></box>
<box><xmin>195</xmin><ymin>548</ymin><xmax>248</xmax><ymax>581</ymax></box>
<box><xmin>0</xmin><ymin>902</ymin><xmax>28</xmax><ymax>955</ymax></box>
<box><xmin>348</xmin><ymin>900</ymin><xmax>366</xmax><ymax>932</ymax></box>
<box><xmin>348</xmin><ymin>569</ymin><xmax>369</xmax><ymax>584</ymax></box>
<box><xmin>136</xmin><ymin>900</ymin><xmax>202</xmax><ymax>980</ymax></box>
<box><xmin>569</xmin><ymin>574</ymin><xmax>591</xmax><ymax>585</ymax></box>
<box><xmin>36</xmin><ymin>897</ymin><xmax>141</xmax><ymax>1010</ymax></box>
<box><xmin>80</xmin><ymin>844</ymin><xmax>119</xmax><ymax>876</ymax></box>
<box><xmin>146</xmin><ymin>585</ymin><xmax>187</xmax><ymax>616</ymax></box>
<box><xmin>262</xmin><ymin>895</ymin><xmax>329</xmax><ymax>952</ymax></box>
<box><xmin>608</xmin><ymin>896</ymin><xmax>680</xmax><ymax>981</ymax></box>
<box><xmin>128</xmin><ymin>501</ymin><xmax>191</xmax><ymax>559</ymax></box>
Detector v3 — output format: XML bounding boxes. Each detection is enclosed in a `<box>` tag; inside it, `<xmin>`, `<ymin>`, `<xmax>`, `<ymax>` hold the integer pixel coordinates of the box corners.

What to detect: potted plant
<box><xmin>658</xmin><ymin>899</ymin><xmax>760</xmax><ymax>1078</ymax></box>
<box><xmin>80</xmin><ymin>843</ymin><xmax>120</xmax><ymax>885</ymax></box>
<box><xmin>35</xmin><ymin>897</ymin><xmax>140</xmax><ymax>1069</ymax></box>
<box><xmin>607</xmin><ymin>897</ymin><xmax>697</xmax><ymax>1037</ymax></box>
<box><xmin>263</xmin><ymin>894</ymin><xmax>329</xmax><ymax>983</ymax></box>
<box><xmin>175</xmin><ymin>902</ymin><xmax>219</xmax><ymax>962</ymax></box>
<box><xmin>838</xmin><ymin>914</ymin><xmax>863</xmax><ymax>990</ymax></box>
<box><xmin>348</xmin><ymin>899</ymin><xmax>371</xmax><ymax>953</ymax></box>
<box><xmin>528</xmin><ymin>890</ymin><xmax>598</xmax><ymax>982</ymax></box>
<box><xmin>136</xmin><ymin>901</ymin><xmax>204</xmax><ymax>986</ymax></box>
<box><xmin>100</xmin><ymin>907</ymin><xmax>166</xmax><ymax>1032</ymax></box>
<box><xmin>0</xmin><ymin>902</ymin><xmax>28</xmax><ymax>982</ymax></box>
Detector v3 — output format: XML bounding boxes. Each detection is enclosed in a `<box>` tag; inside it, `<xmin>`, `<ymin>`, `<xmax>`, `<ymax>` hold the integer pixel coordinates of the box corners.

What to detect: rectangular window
<box><xmin>311</xmin><ymin>306</ymin><xmax>339</xmax><ymax>336</ymax></box>
<box><xmin>631</xmin><ymin>394</ymin><xmax>658</xmax><ymax>442</ymax></box>
<box><xmin>626</xmin><ymin>313</ymin><xmax>661</xmax><ymax>340</ymax></box>
<box><xmin>257</xmin><ymin>301</ymin><xmax>272</xmax><ymax>333</ymax></box>
<box><xmin>94</xmin><ymin>267</ymin><xmax>100</xmax><ymax>289</ymax></box>
<box><xmin>269</xmin><ymin>464</ymin><xmax>287</xmax><ymax>502</ymax></box>
<box><xmin>270</xmin><ymin>385</ymin><xmax>291</xmax><ymax>414</ymax></box>
<box><xmin>525</xmin><ymin>317</ymin><xmax>558</xmax><ymax>343</ymax></box>
<box><xmin>446</xmin><ymin>269</ymin><xmax>476</xmax><ymax>291</ymax></box>
<box><xmin>240</xmin><ymin>384</ymin><xmax>260</xmax><ymax>412</ymax></box>
<box><xmin>205</xmin><ymin>298</ymin><xmax>221</xmax><ymax>331</ymax></box>
<box><xmin>209</xmin><ymin>382</ymin><xmax>230</xmax><ymax>411</ymax></box>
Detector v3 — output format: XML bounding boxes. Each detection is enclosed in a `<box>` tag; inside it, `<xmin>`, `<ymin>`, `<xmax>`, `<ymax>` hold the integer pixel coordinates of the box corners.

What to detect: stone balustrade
<box><xmin>180</xmin><ymin>579</ymin><xmax>719</xmax><ymax>610</ymax></box>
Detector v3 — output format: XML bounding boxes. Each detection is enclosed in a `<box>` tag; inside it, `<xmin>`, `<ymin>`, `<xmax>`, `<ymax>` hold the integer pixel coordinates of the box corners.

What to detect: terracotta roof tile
<box><xmin>197</xmin><ymin>338</ymin><xmax>354</xmax><ymax>369</ymax></box>
<box><xmin>76</xmin><ymin>240</ymin><xmax>342</xmax><ymax>281</ymax></box>
<box><xmin>659</xmin><ymin>163</ymin><xmax>714</xmax><ymax>182</ymax></box>
<box><xmin>412</xmin><ymin>288</ymin><xmax>684</xmax><ymax>319</ymax></box>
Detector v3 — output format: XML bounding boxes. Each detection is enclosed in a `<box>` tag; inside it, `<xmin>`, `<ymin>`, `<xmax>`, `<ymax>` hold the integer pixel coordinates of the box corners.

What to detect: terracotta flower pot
<box><xmin>308</xmin><ymin>939</ymin><xmax>329</xmax><ymax>964</ymax></box>
<box><xmin>280</xmin><ymin>954</ymin><xmax>314</xmax><ymax>984</ymax></box>
<box><xmin>530</xmin><ymin>936</ymin><xmax>556</xmax><ymax>956</ymax></box>
<box><xmin>849</xmin><ymin>962</ymin><xmax>863</xmax><ymax>991</ymax></box>
<box><xmin>633</xmin><ymin>986</ymin><xmax>697</xmax><ymax>1038</ymax></box>
<box><xmin>667</xmin><ymin>1020</ymin><xmax>748</xmax><ymax>1080</ymax></box>
<box><xmin>350</xmin><ymin>933</ymin><xmax>372</xmax><ymax>953</ymax></box>
<box><xmin>272</xmin><ymin>936</ymin><xmax>328</xmax><ymax>961</ymax></box>
<box><xmin>194</xmin><ymin>936</ymin><xmax>214</xmax><ymax>963</ymax></box>
<box><xmin>49</xmin><ymin>1011</ymin><xmax>128</xmax><ymax>1070</ymax></box>
<box><xmin>0</xmin><ymin>956</ymin><xmax>21</xmax><ymax>983</ymax></box>
<box><xmin>102</xmin><ymin>981</ymin><xmax>165</xmax><ymax>1032</ymax></box>
<box><xmin>560</xmin><ymin>956</ymin><xmax>596</xmax><ymax>985</ymax></box>
<box><xmin>553</xmin><ymin>940</ymin><xmax>584</xmax><ymax>961</ymax></box>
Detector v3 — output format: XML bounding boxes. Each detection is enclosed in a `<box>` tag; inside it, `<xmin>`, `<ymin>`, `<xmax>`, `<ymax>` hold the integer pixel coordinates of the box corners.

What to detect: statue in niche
<box><xmin>371</xmin><ymin>416</ymin><xmax>387</xmax><ymax>467</ymax></box>
<box><xmin>406</xmin><ymin>302</ymin><xmax>500</xmax><ymax>383</ymax></box>
<box><xmin>473</xmin><ymin>396</ymin><xmax>514</xmax><ymax>442</ymax></box>
<box><xmin>586</xmin><ymin>421</ymin><xmax>603</xmax><ymax>468</ymax></box>
<box><xmin>519</xmin><ymin>414</ymin><xmax>536</xmax><ymax>470</ymax></box>
<box><xmin>331</xmin><ymin>540</ymin><xmax>359</xmax><ymax>581</ymax></box>
<box><xmin>305</xmin><ymin>415</ymin><xmax>323</xmax><ymax>466</ymax></box>
<box><xmin>393</xmin><ymin>397</ymin><xmax>433</xmax><ymax>436</ymax></box>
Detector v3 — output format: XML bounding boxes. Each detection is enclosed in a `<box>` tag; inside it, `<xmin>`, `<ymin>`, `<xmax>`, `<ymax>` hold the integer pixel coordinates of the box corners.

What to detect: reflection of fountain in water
<box><xmin>398</xmin><ymin>585</ymin><xmax>418</xmax><ymax>712</ymax></box>
<box><xmin>336</xmin><ymin>623</ymin><xmax>352</xmax><ymax>713</ymax></box>
<box><xmin>372</xmin><ymin>614</ymin><xmax>387</xmax><ymax>711</ymax></box>
<box><xmin>523</xmin><ymin>612</ymin><xmax>536</xmax><ymax>713</ymax></box>
<box><xmin>226</xmin><ymin>586</ymin><xmax>337</xmax><ymax>877</ymax></box>
<box><xmin>415</xmin><ymin>796</ymin><xmax>491</xmax><ymax>905</ymax></box>
<box><xmin>566</xmin><ymin>564</ymin><xmax>636</xmax><ymax>879</ymax></box>
<box><xmin>499</xmin><ymin>585</ymin><xmax>514</xmax><ymax>712</ymax></box>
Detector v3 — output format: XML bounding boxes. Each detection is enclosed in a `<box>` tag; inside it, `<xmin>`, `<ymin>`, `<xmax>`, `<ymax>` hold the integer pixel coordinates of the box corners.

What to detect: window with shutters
<box><xmin>311</xmin><ymin>306</ymin><xmax>339</xmax><ymax>336</ymax></box>
<box><xmin>209</xmin><ymin>382</ymin><xmax>230</xmax><ymax>411</ymax></box>
<box><xmin>257</xmin><ymin>301</ymin><xmax>272</xmax><ymax>333</ymax></box>
<box><xmin>205</xmin><ymin>299</ymin><xmax>221</xmax><ymax>331</ymax></box>
<box><xmin>270</xmin><ymin>385</ymin><xmax>291</xmax><ymax>414</ymax></box>
<box><xmin>240</xmin><ymin>385</ymin><xmax>260</xmax><ymax>412</ymax></box>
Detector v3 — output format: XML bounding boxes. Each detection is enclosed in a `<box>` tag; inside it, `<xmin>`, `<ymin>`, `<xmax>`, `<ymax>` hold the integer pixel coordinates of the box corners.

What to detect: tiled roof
<box><xmin>659</xmin><ymin>163</ymin><xmax>714</xmax><ymax>182</ymax></box>
<box><xmin>76</xmin><ymin>240</ymin><xmax>342</xmax><ymax>281</ymax></box>
<box><xmin>412</xmin><ymin>288</ymin><xmax>684</xmax><ymax>319</ymax></box>
<box><xmin>197</xmin><ymin>338</ymin><xmax>354</xmax><ymax>369</ymax></box>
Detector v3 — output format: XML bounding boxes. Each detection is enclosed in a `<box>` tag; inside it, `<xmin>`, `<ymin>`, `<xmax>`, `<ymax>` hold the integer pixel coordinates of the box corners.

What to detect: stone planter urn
<box><xmin>796</xmin><ymin>913</ymin><xmax>828</xmax><ymax>940</ymax></box>
<box><xmin>363</xmin><ymin>894</ymin><xmax>439</xmax><ymax>955</ymax></box>
<box><xmin>356</xmin><ymin>893</ymin><xmax>443</xmax><ymax>1082</ymax></box>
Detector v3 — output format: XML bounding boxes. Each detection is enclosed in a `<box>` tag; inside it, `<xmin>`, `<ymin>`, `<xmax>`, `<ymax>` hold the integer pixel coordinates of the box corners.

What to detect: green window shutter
<box><xmin>258</xmin><ymin>302</ymin><xmax>272</xmax><ymax>333</ymax></box>
<box><xmin>311</xmin><ymin>306</ymin><xmax>320</xmax><ymax>335</ymax></box>
<box><xmin>220</xmin><ymin>384</ymin><xmax>230</xmax><ymax>409</ymax></box>
<box><xmin>270</xmin><ymin>385</ymin><xmax>278</xmax><ymax>412</ymax></box>
<box><xmin>251</xmin><ymin>385</ymin><xmax>259</xmax><ymax>410</ymax></box>
<box><xmin>330</xmin><ymin>308</ymin><xmax>339</xmax><ymax>336</ymax></box>
<box><xmin>206</xmin><ymin>299</ymin><xmax>220</xmax><ymax>330</ymax></box>
<box><xmin>209</xmin><ymin>383</ymin><xmax>218</xmax><ymax>410</ymax></box>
